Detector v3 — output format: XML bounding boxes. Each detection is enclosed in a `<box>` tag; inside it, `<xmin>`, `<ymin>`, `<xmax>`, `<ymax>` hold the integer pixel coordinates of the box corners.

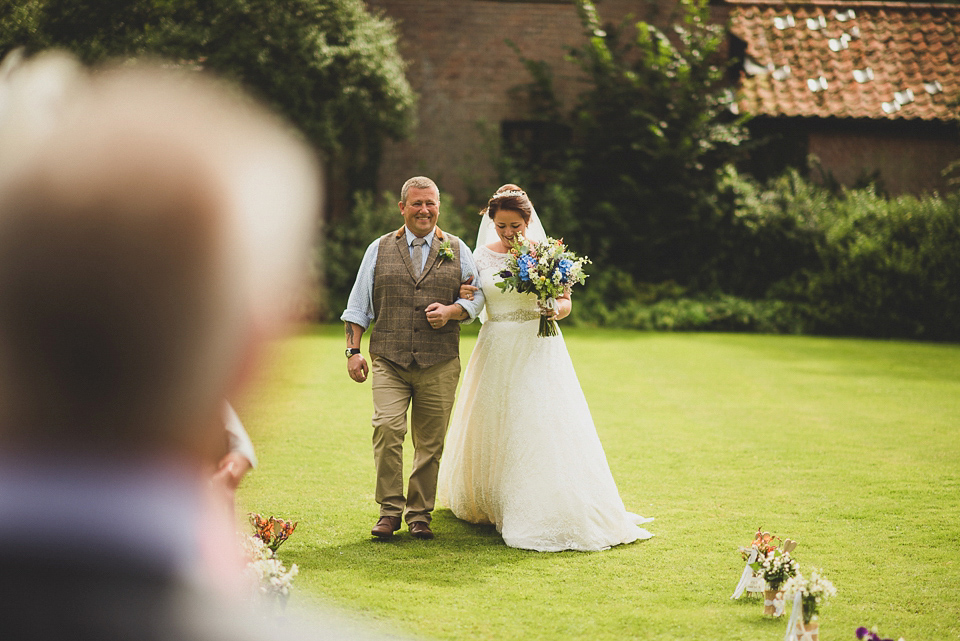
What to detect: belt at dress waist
<box><xmin>487</xmin><ymin>309</ymin><xmax>541</xmax><ymax>323</ymax></box>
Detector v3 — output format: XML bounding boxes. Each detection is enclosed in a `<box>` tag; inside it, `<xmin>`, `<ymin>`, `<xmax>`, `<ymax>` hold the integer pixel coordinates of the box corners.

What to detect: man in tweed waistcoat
<box><xmin>341</xmin><ymin>176</ymin><xmax>484</xmax><ymax>540</ymax></box>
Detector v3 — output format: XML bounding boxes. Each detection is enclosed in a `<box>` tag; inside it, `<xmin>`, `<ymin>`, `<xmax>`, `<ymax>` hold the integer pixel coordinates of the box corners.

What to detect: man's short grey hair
<box><xmin>400</xmin><ymin>176</ymin><xmax>440</xmax><ymax>205</ymax></box>
<box><xmin>0</xmin><ymin>52</ymin><xmax>320</xmax><ymax>457</ymax></box>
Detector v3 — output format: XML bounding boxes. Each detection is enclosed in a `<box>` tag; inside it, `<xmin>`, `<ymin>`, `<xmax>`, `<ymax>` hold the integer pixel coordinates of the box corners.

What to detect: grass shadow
<box><xmin>287</xmin><ymin>509</ymin><xmax>541</xmax><ymax>588</ymax></box>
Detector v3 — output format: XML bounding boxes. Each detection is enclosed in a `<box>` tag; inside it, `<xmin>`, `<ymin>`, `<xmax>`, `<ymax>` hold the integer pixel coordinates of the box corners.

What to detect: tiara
<box><xmin>490</xmin><ymin>189</ymin><xmax>526</xmax><ymax>200</ymax></box>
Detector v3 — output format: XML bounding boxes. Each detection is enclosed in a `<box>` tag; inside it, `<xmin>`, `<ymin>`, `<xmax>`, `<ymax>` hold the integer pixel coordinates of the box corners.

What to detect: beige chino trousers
<box><xmin>371</xmin><ymin>354</ymin><xmax>460</xmax><ymax>524</ymax></box>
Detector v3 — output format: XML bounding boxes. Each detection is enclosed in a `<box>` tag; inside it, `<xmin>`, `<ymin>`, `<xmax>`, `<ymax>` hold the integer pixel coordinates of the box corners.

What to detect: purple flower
<box><xmin>855</xmin><ymin>627</ymin><xmax>889</xmax><ymax>641</ymax></box>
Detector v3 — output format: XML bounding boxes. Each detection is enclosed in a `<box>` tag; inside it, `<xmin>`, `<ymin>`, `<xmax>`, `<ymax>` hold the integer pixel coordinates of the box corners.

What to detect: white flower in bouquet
<box><xmin>783</xmin><ymin>567</ymin><xmax>837</xmax><ymax>624</ymax></box>
<box><xmin>750</xmin><ymin>549</ymin><xmax>798</xmax><ymax>591</ymax></box>
<box><xmin>242</xmin><ymin>533</ymin><xmax>300</xmax><ymax>603</ymax></box>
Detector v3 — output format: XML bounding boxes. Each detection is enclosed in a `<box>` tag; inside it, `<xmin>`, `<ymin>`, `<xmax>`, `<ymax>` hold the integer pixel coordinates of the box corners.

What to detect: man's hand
<box><xmin>348</xmin><ymin>353</ymin><xmax>369</xmax><ymax>383</ymax></box>
<box><xmin>344</xmin><ymin>322</ymin><xmax>368</xmax><ymax>383</ymax></box>
<box><xmin>425</xmin><ymin>302</ymin><xmax>464</xmax><ymax>329</ymax></box>
<box><xmin>459</xmin><ymin>275</ymin><xmax>478</xmax><ymax>301</ymax></box>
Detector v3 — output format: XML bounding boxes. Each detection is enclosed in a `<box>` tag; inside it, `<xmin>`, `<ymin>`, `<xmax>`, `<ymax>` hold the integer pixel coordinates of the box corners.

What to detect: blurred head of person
<box><xmin>0</xmin><ymin>51</ymin><xmax>321</xmax><ymax>466</ymax></box>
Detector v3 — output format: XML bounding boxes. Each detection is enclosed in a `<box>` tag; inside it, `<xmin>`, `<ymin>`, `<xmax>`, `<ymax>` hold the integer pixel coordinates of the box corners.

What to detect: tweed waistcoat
<box><xmin>370</xmin><ymin>227</ymin><xmax>462</xmax><ymax>367</ymax></box>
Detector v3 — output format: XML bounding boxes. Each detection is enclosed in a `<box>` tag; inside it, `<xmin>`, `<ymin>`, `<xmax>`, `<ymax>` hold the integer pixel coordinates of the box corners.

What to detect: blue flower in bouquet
<box><xmin>556</xmin><ymin>258</ymin><xmax>574</xmax><ymax>283</ymax></box>
<box><xmin>517</xmin><ymin>254</ymin><xmax>537</xmax><ymax>281</ymax></box>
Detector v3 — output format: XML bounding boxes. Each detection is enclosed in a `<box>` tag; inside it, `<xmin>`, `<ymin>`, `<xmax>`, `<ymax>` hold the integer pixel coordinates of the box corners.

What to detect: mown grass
<box><xmin>237</xmin><ymin>324</ymin><xmax>960</xmax><ymax>641</ymax></box>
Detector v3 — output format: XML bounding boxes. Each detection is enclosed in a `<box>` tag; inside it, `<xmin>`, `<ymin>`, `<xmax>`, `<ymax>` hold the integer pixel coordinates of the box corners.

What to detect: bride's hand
<box><xmin>537</xmin><ymin>299</ymin><xmax>555</xmax><ymax>319</ymax></box>
<box><xmin>459</xmin><ymin>275</ymin><xmax>477</xmax><ymax>301</ymax></box>
<box><xmin>539</xmin><ymin>297</ymin><xmax>571</xmax><ymax>320</ymax></box>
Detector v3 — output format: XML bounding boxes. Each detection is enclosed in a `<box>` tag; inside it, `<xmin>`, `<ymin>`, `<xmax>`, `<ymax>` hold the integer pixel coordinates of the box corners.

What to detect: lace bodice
<box><xmin>475</xmin><ymin>245</ymin><xmax>540</xmax><ymax>323</ymax></box>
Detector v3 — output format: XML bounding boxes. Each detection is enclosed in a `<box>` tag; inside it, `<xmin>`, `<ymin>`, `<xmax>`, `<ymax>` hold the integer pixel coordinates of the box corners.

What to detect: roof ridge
<box><xmin>724</xmin><ymin>0</ymin><xmax>959</xmax><ymax>9</ymax></box>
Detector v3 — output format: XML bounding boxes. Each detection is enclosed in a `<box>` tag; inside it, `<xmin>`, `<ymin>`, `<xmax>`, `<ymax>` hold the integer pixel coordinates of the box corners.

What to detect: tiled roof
<box><xmin>728</xmin><ymin>1</ymin><xmax>960</xmax><ymax>122</ymax></box>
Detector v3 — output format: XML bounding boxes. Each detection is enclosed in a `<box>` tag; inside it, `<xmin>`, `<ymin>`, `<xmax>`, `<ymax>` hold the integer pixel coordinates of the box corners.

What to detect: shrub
<box><xmin>503</xmin><ymin>0</ymin><xmax>748</xmax><ymax>286</ymax></box>
<box><xmin>0</xmin><ymin>0</ymin><xmax>415</xmax><ymax>198</ymax></box>
<box><xmin>571</xmin><ymin>170</ymin><xmax>960</xmax><ymax>340</ymax></box>
<box><xmin>722</xmin><ymin>170</ymin><xmax>960</xmax><ymax>340</ymax></box>
<box><xmin>784</xmin><ymin>189</ymin><xmax>960</xmax><ymax>339</ymax></box>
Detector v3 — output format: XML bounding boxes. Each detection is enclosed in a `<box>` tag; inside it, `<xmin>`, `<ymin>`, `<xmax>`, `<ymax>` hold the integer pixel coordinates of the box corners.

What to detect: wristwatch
<box><xmin>345</xmin><ymin>348</ymin><xmax>361</xmax><ymax>358</ymax></box>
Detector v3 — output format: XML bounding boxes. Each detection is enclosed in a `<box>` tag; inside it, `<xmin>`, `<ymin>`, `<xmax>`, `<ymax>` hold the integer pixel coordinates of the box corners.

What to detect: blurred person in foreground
<box><xmin>0</xmin><ymin>50</ymin><xmax>387</xmax><ymax>640</ymax></box>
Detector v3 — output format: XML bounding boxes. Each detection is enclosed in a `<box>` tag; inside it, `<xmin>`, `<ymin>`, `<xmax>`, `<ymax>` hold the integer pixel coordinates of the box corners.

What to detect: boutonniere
<box><xmin>438</xmin><ymin>239</ymin><xmax>455</xmax><ymax>262</ymax></box>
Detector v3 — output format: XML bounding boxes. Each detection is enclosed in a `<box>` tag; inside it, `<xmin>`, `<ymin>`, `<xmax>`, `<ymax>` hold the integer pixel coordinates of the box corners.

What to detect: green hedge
<box><xmin>325</xmin><ymin>172</ymin><xmax>960</xmax><ymax>341</ymax></box>
<box><xmin>570</xmin><ymin>169</ymin><xmax>960</xmax><ymax>340</ymax></box>
<box><xmin>778</xmin><ymin>188</ymin><xmax>960</xmax><ymax>340</ymax></box>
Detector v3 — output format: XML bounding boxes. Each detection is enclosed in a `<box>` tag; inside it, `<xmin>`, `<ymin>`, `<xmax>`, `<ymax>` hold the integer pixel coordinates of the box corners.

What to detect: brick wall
<box><xmin>366</xmin><ymin>0</ymin><xmax>679</xmax><ymax>205</ymax></box>
<box><xmin>365</xmin><ymin>1</ymin><xmax>958</xmax><ymax>206</ymax></box>
<box><xmin>809</xmin><ymin>127</ymin><xmax>959</xmax><ymax>195</ymax></box>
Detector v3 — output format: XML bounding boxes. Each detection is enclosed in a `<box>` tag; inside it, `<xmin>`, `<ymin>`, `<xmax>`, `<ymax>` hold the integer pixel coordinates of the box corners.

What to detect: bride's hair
<box><xmin>484</xmin><ymin>183</ymin><xmax>533</xmax><ymax>223</ymax></box>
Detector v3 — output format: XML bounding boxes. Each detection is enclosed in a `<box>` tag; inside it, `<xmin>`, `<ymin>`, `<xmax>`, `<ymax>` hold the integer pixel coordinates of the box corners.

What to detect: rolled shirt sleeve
<box><xmin>224</xmin><ymin>402</ymin><xmax>257</xmax><ymax>468</ymax></box>
<box><xmin>340</xmin><ymin>239</ymin><xmax>379</xmax><ymax>329</ymax></box>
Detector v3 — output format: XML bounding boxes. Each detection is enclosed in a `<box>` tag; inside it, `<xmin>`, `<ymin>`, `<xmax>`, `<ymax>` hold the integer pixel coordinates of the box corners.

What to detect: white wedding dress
<box><xmin>438</xmin><ymin>245</ymin><xmax>653</xmax><ymax>551</ymax></box>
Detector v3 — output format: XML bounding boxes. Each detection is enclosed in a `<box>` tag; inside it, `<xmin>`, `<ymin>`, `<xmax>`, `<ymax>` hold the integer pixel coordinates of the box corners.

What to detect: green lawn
<box><xmin>237</xmin><ymin>324</ymin><xmax>960</xmax><ymax>641</ymax></box>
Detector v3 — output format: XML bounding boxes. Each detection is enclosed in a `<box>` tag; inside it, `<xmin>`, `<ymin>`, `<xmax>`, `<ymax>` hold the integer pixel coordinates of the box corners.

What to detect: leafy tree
<box><xmin>0</xmin><ymin>0</ymin><xmax>415</xmax><ymax>200</ymax></box>
<box><xmin>505</xmin><ymin>0</ymin><xmax>748</xmax><ymax>289</ymax></box>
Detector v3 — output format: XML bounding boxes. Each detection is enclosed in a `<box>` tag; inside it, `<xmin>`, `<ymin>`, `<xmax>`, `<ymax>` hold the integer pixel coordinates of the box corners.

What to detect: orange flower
<box><xmin>249</xmin><ymin>512</ymin><xmax>298</xmax><ymax>552</ymax></box>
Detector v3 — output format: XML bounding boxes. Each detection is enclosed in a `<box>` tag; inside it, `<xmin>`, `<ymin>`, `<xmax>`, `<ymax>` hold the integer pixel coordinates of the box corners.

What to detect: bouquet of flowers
<box><xmin>782</xmin><ymin>567</ymin><xmax>837</xmax><ymax>624</ymax></box>
<box><xmin>740</xmin><ymin>528</ymin><xmax>781</xmax><ymax>561</ymax></box>
<box><xmin>496</xmin><ymin>234</ymin><xmax>590</xmax><ymax>337</ymax></box>
<box><xmin>249</xmin><ymin>512</ymin><xmax>298</xmax><ymax>553</ymax></box>
<box><xmin>751</xmin><ymin>548</ymin><xmax>799</xmax><ymax>591</ymax></box>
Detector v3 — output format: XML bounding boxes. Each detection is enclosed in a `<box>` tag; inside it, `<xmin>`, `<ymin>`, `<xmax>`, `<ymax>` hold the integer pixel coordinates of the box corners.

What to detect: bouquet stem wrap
<box><xmin>537</xmin><ymin>297</ymin><xmax>559</xmax><ymax>337</ymax></box>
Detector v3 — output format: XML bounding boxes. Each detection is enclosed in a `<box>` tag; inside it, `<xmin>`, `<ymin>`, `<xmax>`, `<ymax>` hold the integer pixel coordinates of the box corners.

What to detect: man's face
<box><xmin>399</xmin><ymin>186</ymin><xmax>440</xmax><ymax>237</ymax></box>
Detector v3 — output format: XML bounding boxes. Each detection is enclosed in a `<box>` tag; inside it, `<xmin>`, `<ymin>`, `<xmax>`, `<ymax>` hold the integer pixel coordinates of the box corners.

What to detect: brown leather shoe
<box><xmin>409</xmin><ymin>521</ymin><xmax>434</xmax><ymax>540</ymax></box>
<box><xmin>371</xmin><ymin>516</ymin><xmax>401</xmax><ymax>538</ymax></box>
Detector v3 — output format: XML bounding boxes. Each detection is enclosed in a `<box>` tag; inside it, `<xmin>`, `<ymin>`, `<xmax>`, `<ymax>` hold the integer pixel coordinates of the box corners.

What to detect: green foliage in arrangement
<box><xmin>237</xmin><ymin>326</ymin><xmax>960</xmax><ymax>641</ymax></box>
<box><xmin>0</xmin><ymin>0</ymin><xmax>415</xmax><ymax>195</ymax></box>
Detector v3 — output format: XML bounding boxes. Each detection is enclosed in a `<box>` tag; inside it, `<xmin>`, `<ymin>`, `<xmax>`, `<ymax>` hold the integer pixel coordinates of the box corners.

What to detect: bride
<box><xmin>437</xmin><ymin>185</ymin><xmax>653</xmax><ymax>552</ymax></box>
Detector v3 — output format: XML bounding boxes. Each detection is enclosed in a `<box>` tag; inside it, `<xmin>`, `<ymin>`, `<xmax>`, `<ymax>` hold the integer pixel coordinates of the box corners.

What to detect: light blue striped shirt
<box><xmin>340</xmin><ymin>227</ymin><xmax>484</xmax><ymax>329</ymax></box>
